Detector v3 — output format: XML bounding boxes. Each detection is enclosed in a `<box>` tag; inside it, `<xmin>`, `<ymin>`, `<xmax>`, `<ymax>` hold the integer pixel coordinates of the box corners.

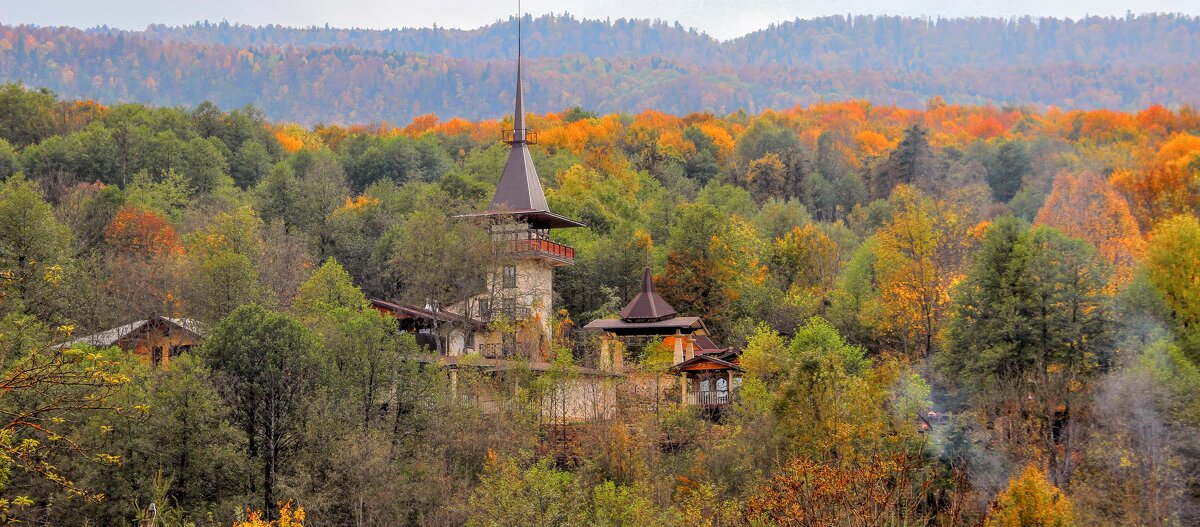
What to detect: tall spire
<box><xmin>513</xmin><ymin>9</ymin><xmax>525</xmax><ymax>143</ymax></box>
<box><xmin>472</xmin><ymin>4</ymin><xmax>581</xmax><ymax>229</ymax></box>
<box><xmin>488</xmin><ymin>3</ymin><xmax>544</xmax><ymax>213</ymax></box>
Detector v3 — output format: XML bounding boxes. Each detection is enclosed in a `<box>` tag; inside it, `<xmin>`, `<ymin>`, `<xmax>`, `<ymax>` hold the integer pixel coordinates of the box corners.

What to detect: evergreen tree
<box><xmin>988</xmin><ymin>140</ymin><xmax>1032</xmax><ymax>203</ymax></box>
<box><xmin>873</xmin><ymin>125</ymin><xmax>933</xmax><ymax>198</ymax></box>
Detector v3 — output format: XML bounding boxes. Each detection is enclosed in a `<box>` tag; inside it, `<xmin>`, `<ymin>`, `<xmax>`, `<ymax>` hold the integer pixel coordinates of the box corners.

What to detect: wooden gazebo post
<box><xmin>680</xmin><ymin>371</ymin><xmax>688</xmax><ymax>406</ymax></box>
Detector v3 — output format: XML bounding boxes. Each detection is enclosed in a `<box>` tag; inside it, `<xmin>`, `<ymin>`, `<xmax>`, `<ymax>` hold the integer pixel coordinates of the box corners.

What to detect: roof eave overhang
<box><xmin>453</xmin><ymin>209</ymin><xmax>586</xmax><ymax>229</ymax></box>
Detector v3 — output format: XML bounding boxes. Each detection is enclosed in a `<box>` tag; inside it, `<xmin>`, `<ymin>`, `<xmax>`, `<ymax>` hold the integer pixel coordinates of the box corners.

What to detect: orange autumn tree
<box><xmin>403</xmin><ymin>112</ymin><xmax>439</xmax><ymax>135</ymax></box>
<box><xmin>1111</xmin><ymin>133</ymin><xmax>1200</xmax><ymax>229</ymax></box>
<box><xmin>1034</xmin><ymin>171</ymin><xmax>1144</xmax><ymax>286</ymax></box>
<box><xmin>855</xmin><ymin>129</ymin><xmax>896</xmax><ymax>159</ymax></box>
<box><xmin>984</xmin><ymin>466</ymin><xmax>1075</xmax><ymax>527</ymax></box>
<box><xmin>104</xmin><ymin>206</ymin><xmax>183</xmax><ymax>258</ymax></box>
<box><xmin>747</xmin><ymin>454</ymin><xmax>932</xmax><ymax>527</ymax></box>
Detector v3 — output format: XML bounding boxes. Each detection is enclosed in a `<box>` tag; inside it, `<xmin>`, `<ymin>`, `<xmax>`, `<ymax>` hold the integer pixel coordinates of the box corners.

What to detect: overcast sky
<box><xmin>5</xmin><ymin>0</ymin><xmax>1196</xmax><ymax>40</ymax></box>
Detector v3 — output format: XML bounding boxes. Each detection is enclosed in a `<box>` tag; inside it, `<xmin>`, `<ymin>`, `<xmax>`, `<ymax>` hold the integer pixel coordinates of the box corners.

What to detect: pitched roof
<box><xmin>692</xmin><ymin>335</ymin><xmax>724</xmax><ymax>352</ymax></box>
<box><xmin>370</xmin><ymin>298</ymin><xmax>486</xmax><ymax>328</ymax></box>
<box><xmin>619</xmin><ymin>268</ymin><xmax>678</xmax><ymax>322</ymax></box>
<box><xmin>489</xmin><ymin>143</ymin><xmax>548</xmax><ymax>213</ymax></box>
<box><xmin>669</xmin><ymin>354</ymin><xmax>743</xmax><ymax>373</ymax></box>
<box><xmin>583</xmin><ymin>316</ymin><xmax>705</xmax><ymax>334</ymax></box>
<box><xmin>58</xmin><ymin>317</ymin><xmax>204</xmax><ymax>349</ymax></box>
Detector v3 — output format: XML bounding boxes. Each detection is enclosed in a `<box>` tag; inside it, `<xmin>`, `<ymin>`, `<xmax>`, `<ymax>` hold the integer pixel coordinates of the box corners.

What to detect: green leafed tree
<box><xmin>0</xmin><ymin>174</ymin><xmax>74</xmax><ymax>320</ymax></box>
<box><xmin>1144</xmin><ymin>214</ymin><xmax>1200</xmax><ymax>361</ymax></box>
<box><xmin>231</xmin><ymin>140</ymin><xmax>274</xmax><ymax>189</ymax></box>
<box><xmin>201</xmin><ymin>304</ymin><xmax>325</xmax><ymax>516</ymax></box>
<box><xmin>939</xmin><ymin>217</ymin><xmax>1113</xmax><ymax>485</ymax></box>
<box><xmin>295</xmin><ymin>257</ymin><xmax>368</xmax><ymax>317</ymax></box>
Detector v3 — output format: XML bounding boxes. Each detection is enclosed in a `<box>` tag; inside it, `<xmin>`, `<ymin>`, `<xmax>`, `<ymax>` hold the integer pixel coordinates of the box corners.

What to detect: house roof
<box><xmin>583</xmin><ymin>268</ymin><xmax>715</xmax><ymax>335</ymax></box>
<box><xmin>456</xmin><ymin>209</ymin><xmax>585</xmax><ymax>229</ymax></box>
<box><xmin>618</xmin><ymin>267</ymin><xmax>678</xmax><ymax>322</ymax></box>
<box><xmin>490</xmin><ymin>143</ymin><xmax>547</xmax><ymax>213</ymax></box>
<box><xmin>58</xmin><ymin>317</ymin><xmax>204</xmax><ymax>349</ymax></box>
<box><xmin>582</xmin><ymin>316</ymin><xmax>706</xmax><ymax>335</ymax></box>
<box><xmin>692</xmin><ymin>335</ymin><xmax>724</xmax><ymax>352</ymax></box>
<box><xmin>370</xmin><ymin>298</ymin><xmax>486</xmax><ymax>328</ymax></box>
<box><xmin>669</xmin><ymin>353</ymin><xmax>743</xmax><ymax>373</ymax></box>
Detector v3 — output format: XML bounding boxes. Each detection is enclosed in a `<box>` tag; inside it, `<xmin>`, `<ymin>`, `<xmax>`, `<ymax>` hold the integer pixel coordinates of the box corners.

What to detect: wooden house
<box><xmin>60</xmin><ymin>316</ymin><xmax>204</xmax><ymax>368</ymax></box>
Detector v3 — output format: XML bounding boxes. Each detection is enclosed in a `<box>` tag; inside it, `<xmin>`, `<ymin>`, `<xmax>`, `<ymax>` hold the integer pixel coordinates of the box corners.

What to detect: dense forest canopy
<box><xmin>1</xmin><ymin>14</ymin><xmax>1198</xmax><ymax>124</ymax></box>
<box><xmin>1</xmin><ymin>80</ymin><xmax>1200</xmax><ymax>525</ymax></box>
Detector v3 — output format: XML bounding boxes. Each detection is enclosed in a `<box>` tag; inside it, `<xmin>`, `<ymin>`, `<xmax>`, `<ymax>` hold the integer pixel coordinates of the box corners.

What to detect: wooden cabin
<box><xmin>669</xmin><ymin>351</ymin><xmax>743</xmax><ymax>419</ymax></box>
<box><xmin>60</xmin><ymin>316</ymin><xmax>204</xmax><ymax>368</ymax></box>
<box><xmin>370</xmin><ymin>298</ymin><xmax>485</xmax><ymax>355</ymax></box>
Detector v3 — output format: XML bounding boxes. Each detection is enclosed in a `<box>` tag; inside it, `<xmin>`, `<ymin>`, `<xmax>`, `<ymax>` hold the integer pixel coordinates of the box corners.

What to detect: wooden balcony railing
<box><xmin>478</xmin><ymin>341</ymin><xmax>541</xmax><ymax>360</ymax></box>
<box><xmin>502</xmin><ymin>128</ymin><xmax>539</xmax><ymax>144</ymax></box>
<box><xmin>508</xmin><ymin>238</ymin><xmax>574</xmax><ymax>264</ymax></box>
<box><xmin>686</xmin><ymin>390</ymin><xmax>735</xmax><ymax>407</ymax></box>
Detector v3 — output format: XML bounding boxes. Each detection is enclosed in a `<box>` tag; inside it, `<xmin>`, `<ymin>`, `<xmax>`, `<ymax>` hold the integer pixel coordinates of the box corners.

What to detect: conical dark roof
<box><xmin>473</xmin><ymin>33</ymin><xmax>582</xmax><ymax>230</ymax></box>
<box><xmin>488</xmin><ymin>144</ymin><xmax>548</xmax><ymax>212</ymax></box>
<box><xmin>619</xmin><ymin>268</ymin><xmax>678</xmax><ymax>322</ymax></box>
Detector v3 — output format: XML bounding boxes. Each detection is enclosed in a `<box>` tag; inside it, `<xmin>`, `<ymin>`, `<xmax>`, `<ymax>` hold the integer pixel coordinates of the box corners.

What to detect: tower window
<box><xmin>500</xmin><ymin>297</ymin><xmax>519</xmax><ymax>320</ymax></box>
<box><xmin>502</xmin><ymin>265</ymin><xmax>517</xmax><ymax>289</ymax></box>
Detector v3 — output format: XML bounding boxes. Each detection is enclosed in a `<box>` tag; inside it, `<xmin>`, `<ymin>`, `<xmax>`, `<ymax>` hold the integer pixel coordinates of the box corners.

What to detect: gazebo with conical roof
<box><xmin>584</xmin><ymin>268</ymin><xmax>724</xmax><ymax>368</ymax></box>
<box><xmin>585</xmin><ymin>268</ymin><xmax>740</xmax><ymax>416</ymax></box>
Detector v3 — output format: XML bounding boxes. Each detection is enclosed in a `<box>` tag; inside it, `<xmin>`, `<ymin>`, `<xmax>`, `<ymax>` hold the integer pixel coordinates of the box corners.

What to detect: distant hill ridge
<box><xmin>3</xmin><ymin>14</ymin><xmax>1198</xmax><ymax>124</ymax></box>
<box><xmin>137</xmin><ymin>14</ymin><xmax>1200</xmax><ymax>66</ymax></box>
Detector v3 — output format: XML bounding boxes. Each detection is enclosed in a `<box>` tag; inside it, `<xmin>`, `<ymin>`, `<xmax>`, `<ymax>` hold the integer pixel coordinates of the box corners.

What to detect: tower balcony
<box><xmin>503</xmin><ymin>128</ymin><xmax>539</xmax><ymax>145</ymax></box>
<box><xmin>505</xmin><ymin>238</ymin><xmax>575</xmax><ymax>265</ymax></box>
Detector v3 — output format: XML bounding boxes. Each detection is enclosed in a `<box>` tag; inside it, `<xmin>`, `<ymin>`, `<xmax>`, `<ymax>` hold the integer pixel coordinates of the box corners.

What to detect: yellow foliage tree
<box><xmin>984</xmin><ymin>466</ymin><xmax>1075</xmax><ymax>527</ymax></box>
<box><xmin>1145</xmin><ymin>214</ymin><xmax>1200</xmax><ymax>357</ymax></box>
<box><xmin>874</xmin><ymin>185</ymin><xmax>978</xmax><ymax>356</ymax></box>
<box><xmin>769</xmin><ymin>224</ymin><xmax>840</xmax><ymax>310</ymax></box>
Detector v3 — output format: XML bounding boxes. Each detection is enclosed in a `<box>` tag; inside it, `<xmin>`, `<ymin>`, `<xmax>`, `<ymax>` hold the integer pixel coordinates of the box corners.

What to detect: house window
<box><xmin>500</xmin><ymin>297</ymin><xmax>518</xmax><ymax>320</ymax></box>
<box><xmin>502</xmin><ymin>265</ymin><xmax>517</xmax><ymax>289</ymax></box>
<box><xmin>168</xmin><ymin>345</ymin><xmax>189</xmax><ymax>359</ymax></box>
<box><xmin>477</xmin><ymin>299</ymin><xmax>490</xmax><ymax>320</ymax></box>
<box><xmin>151</xmin><ymin>346</ymin><xmax>163</xmax><ymax>367</ymax></box>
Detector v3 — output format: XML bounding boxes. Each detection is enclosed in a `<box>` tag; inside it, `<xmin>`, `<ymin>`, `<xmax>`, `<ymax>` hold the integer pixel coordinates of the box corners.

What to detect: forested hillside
<box><xmin>3</xmin><ymin>81</ymin><xmax>1200</xmax><ymax>525</ymax></box>
<box><xmin>2</xmin><ymin>14</ymin><xmax>1198</xmax><ymax>124</ymax></box>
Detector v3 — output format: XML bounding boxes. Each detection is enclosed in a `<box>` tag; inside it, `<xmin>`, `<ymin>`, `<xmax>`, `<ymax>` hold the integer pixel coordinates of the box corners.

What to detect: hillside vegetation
<box><xmin>1</xmin><ymin>84</ymin><xmax>1199</xmax><ymax>525</ymax></box>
